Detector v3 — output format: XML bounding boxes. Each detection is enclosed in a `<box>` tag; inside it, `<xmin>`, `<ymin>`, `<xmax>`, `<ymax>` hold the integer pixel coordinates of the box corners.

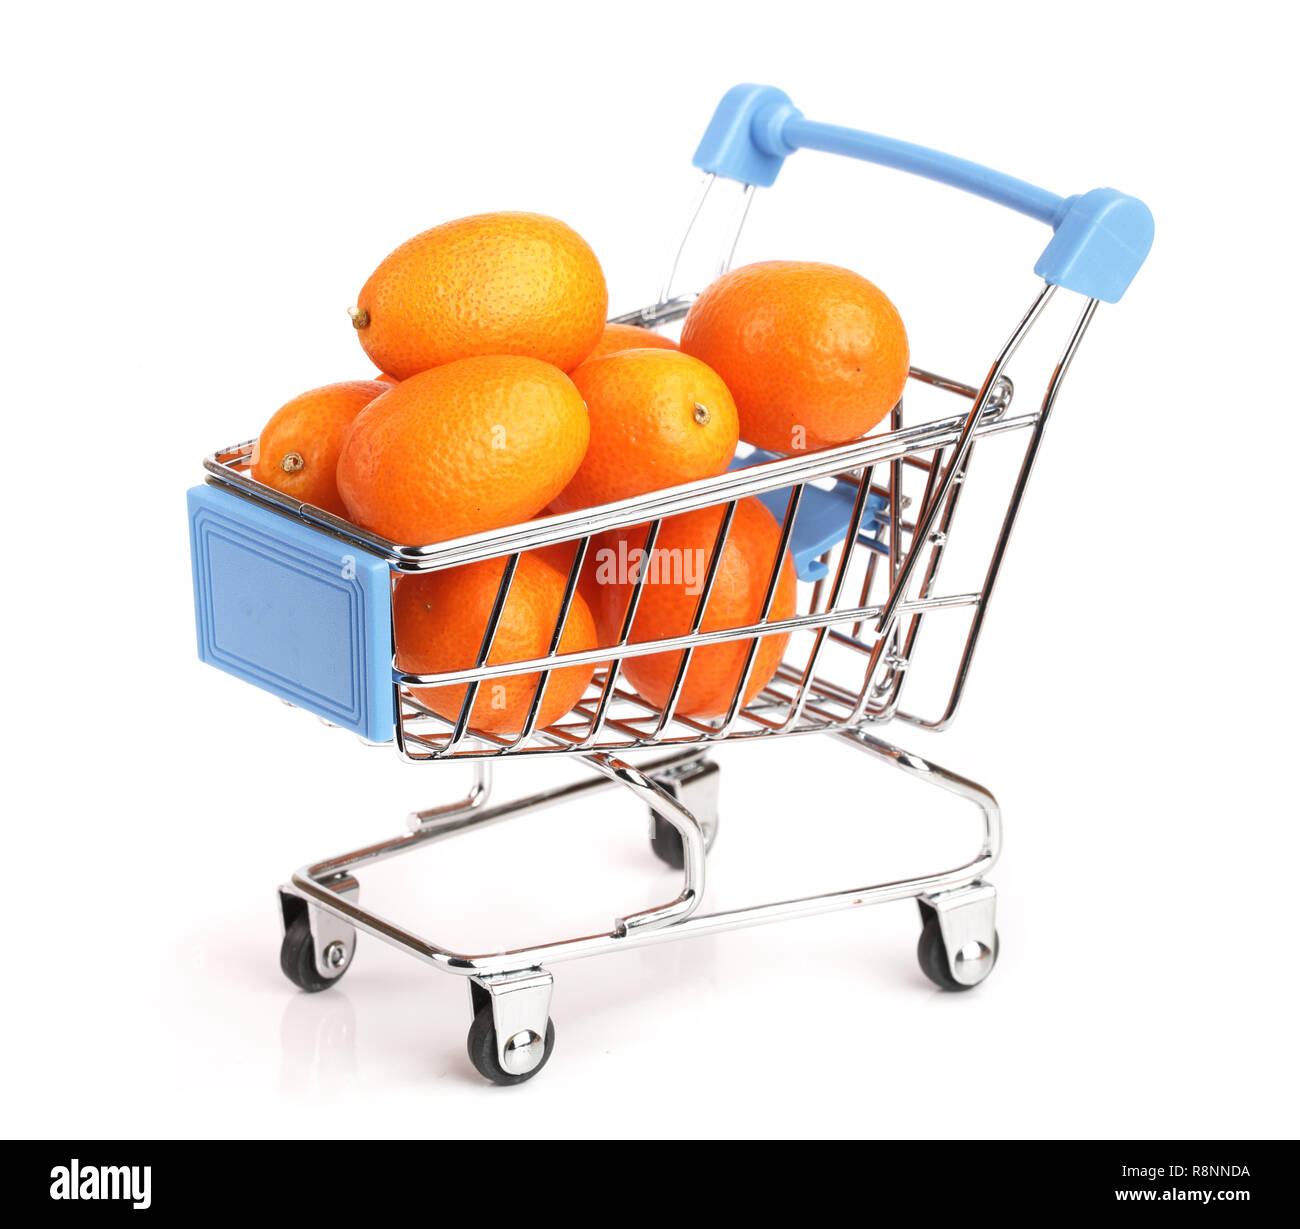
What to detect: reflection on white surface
<box><xmin>279</xmin><ymin>990</ymin><xmax>358</xmax><ymax>1097</ymax></box>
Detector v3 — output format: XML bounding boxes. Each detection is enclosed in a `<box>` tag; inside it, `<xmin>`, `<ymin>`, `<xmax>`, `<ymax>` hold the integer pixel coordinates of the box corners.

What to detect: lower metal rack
<box><xmin>278</xmin><ymin>730</ymin><xmax>1000</xmax><ymax>1083</ymax></box>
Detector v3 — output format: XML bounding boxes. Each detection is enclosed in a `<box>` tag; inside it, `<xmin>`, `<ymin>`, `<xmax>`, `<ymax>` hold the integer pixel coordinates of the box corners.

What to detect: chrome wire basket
<box><xmin>190</xmin><ymin>83</ymin><xmax>1150</xmax><ymax>1084</ymax></box>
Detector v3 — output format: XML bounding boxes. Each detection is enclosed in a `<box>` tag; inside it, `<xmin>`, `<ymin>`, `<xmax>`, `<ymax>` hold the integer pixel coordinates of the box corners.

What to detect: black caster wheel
<box><xmin>916</xmin><ymin>912</ymin><xmax>999</xmax><ymax>992</ymax></box>
<box><xmin>650</xmin><ymin>811</ymin><xmax>717</xmax><ymax>870</ymax></box>
<box><xmin>279</xmin><ymin>912</ymin><xmax>350</xmax><ymax>993</ymax></box>
<box><xmin>466</xmin><ymin>1003</ymin><xmax>556</xmax><ymax>1086</ymax></box>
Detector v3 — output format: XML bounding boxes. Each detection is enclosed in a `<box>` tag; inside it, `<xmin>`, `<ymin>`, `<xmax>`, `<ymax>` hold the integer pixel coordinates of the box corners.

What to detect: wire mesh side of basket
<box><xmin>204</xmin><ymin>275</ymin><xmax>1098</xmax><ymax>764</ymax></box>
<box><xmin>382</xmin><ymin>277</ymin><xmax>1100</xmax><ymax>761</ymax></box>
<box><xmin>386</xmin><ymin>396</ymin><xmax>1012</xmax><ymax>759</ymax></box>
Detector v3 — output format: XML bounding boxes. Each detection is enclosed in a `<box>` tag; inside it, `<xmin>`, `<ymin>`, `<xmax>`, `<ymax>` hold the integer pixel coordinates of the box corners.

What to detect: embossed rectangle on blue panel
<box><xmin>188</xmin><ymin>485</ymin><xmax>394</xmax><ymax>742</ymax></box>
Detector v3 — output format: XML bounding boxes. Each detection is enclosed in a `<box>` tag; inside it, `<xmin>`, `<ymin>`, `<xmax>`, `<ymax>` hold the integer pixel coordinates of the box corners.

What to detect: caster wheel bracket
<box><xmin>279</xmin><ymin>872</ymin><xmax>359</xmax><ymax>982</ymax></box>
<box><xmin>470</xmin><ymin>968</ymin><xmax>554</xmax><ymax>1080</ymax></box>
<box><xmin>918</xmin><ymin>881</ymin><xmax>997</xmax><ymax>988</ymax></box>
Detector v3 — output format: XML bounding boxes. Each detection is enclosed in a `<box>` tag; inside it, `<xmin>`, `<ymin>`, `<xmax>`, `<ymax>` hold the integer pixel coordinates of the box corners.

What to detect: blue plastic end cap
<box><xmin>1034</xmin><ymin>187</ymin><xmax>1154</xmax><ymax>303</ymax></box>
<box><xmin>692</xmin><ymin>84</ymin><xmax>803</xmax><ymax>188</ymax></box>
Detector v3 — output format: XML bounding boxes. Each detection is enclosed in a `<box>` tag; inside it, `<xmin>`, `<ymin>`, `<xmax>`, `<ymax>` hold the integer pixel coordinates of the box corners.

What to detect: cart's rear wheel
<box><xmin>466</xmin><ymin>1003</ymin><xmax>556</xmax><ymax>1086</ymax></box>
<box><xmin>649</xmin><ymin>810</ymin><xmax>718</xmax><ymax>869</ymax></box>
<box><xmin>916</xmin><ymin>913</ymin><xmax>999</xmax><ymax>992</ymax></box>
<box><xmin>280</xmin><ymin>912</ymin><xmax>352</xmax><ymax>993</ymax></box>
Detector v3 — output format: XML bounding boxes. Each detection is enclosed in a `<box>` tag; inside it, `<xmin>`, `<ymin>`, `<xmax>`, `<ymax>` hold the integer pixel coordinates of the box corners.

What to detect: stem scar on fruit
<box><xmin>692</xmin><ymin>402</ymin><xmax>710</xmax><ymax>426</ymax></box>
<box><xmin>348</xmin><ymin>306</ymin><xmax>370</xmax><ymax>329</ymax></box>
<box><xmin>280</xmin><ymin>452</ymin><xmax>305</xmax><ymax>474</ymax></box>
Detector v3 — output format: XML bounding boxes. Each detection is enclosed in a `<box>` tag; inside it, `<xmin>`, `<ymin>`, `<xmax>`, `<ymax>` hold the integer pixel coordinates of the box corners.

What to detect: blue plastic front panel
<box><xmin>188</xmin><ymin>485</ymin><xmax>395</xmax><ymax>742</ymax></box>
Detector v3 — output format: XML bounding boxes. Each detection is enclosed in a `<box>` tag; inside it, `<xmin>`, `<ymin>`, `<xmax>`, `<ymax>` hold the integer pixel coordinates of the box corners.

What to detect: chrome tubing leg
<box><xmin>305</xmin><ymin>748</ymin><xmax>709</xmax><ymax>880</ymax></box>
<box><xmin>580</xmin><ymin>751</ymin><xmax>707</xmax><ymax>934</ymax></box>
<box><xmin>838</xmin><ymin>725</ymin><xmax>1001</xmax><ymax>990</ymax></box>
<box><xmin>835</xmin><ymin>726</ymin><xmax>1002</xmax><ymax>871</ymax></box>
<box><xmin>407</xmin><ymin>761</ymin><xmax>492</xmax><ymax>831</ymax></box>
<box><xmin>646</xmin><ymin>755</ymin><xmax>720</xmax><ymax>868</ymax></box>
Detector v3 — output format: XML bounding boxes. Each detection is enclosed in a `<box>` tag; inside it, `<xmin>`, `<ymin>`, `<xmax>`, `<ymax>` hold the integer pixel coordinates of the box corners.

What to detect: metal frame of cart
<box><xmin>191</xmin><ymin>84</ymin><xmax>1151</xmax><ymax>1083</ymax></box>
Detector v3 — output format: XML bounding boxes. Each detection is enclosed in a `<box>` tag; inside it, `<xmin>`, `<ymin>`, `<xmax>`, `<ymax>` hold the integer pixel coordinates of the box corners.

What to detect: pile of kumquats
<box><xmin>251</xmin><ymin>212</ymin><xmax>909</xmax><ymax>733</ymax></box>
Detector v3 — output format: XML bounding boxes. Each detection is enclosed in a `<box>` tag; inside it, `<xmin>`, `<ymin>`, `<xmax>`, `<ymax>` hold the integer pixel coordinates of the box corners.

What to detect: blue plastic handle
<box><xmin>693</xmin><ymin>84</ymin><xmax>1153</xmax><ymax>303</ymax></box>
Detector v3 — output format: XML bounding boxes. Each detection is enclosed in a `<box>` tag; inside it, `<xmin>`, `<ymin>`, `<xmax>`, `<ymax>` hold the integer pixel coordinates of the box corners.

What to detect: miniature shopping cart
<box><xmin>188</xmin><ymin>84</ymin><xmax>1152</xmax><ymax>1084</ymax></box>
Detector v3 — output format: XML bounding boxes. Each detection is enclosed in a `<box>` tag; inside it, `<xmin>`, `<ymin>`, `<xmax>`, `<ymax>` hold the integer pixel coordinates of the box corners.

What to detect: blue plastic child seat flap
<box><xmin>188</xmin><ymin>485</ymin><xmax>395</xmax><ymax>742</ymax></box>
<box><xmin>728</xmin><ymin>450</ymin><xmax>888</xmax><ymax>582</ymax></box>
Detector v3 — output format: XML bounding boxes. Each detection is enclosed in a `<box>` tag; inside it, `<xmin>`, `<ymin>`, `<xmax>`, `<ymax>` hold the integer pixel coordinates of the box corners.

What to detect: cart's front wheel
<box><xmin>916</xmin><ymin>913</ymin><xmax>999</xmax><ymax>992</ymax></box>
<box><xmin>280</xmin><ymin>912</ymin><xmax>353</xmax><ymax>993</ymax></box>
<box><xmin>466</xmin><ymin>1003</ymin><xmax>556</xmax><ymax>1086</ymax></box>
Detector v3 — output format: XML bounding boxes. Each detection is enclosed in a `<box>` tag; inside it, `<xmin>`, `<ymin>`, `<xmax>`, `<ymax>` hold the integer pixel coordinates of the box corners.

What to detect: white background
<box><xmin>2</xmin><ymin>0</ymin><xmax>1296</xmax><ymax>1140</ymax></box>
